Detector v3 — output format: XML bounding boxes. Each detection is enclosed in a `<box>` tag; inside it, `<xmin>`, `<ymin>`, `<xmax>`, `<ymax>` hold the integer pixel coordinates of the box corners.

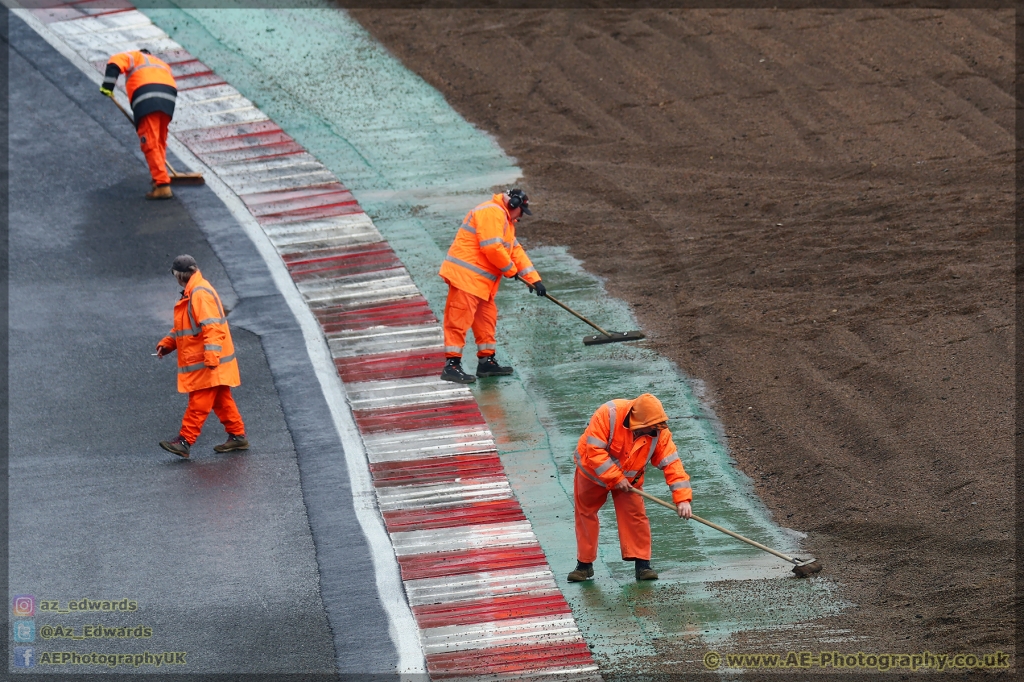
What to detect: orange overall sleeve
<box><xmin>650</xmin><ymin>429</ymin><xmax>693</xmax><ymax>504</ymax></box>
<box><xmin>474</xmin><ymin>206</ymin><xmax>518</xmax><ymax>278</ymax></box>
<box><xmin>508</xmin><ymin>234</ymin><xmax>540</xmax><ymax>285</ymax></box>
<box><xmin>191</xmin><ymin>289</ymin><xmax>227</xmax><ymax>368</ymax></box>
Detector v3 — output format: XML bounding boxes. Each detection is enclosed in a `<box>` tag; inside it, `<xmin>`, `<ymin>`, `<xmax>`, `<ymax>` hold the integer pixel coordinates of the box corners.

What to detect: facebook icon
<box><xmin>13</xmin><ymin>646</ymin><xmax>35</xmax><ymax>668</ymax></box>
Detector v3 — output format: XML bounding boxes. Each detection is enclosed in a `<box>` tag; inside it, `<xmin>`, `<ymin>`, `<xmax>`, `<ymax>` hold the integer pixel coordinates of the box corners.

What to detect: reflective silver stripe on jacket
<box><xmin>479</xmin><ymin>237</ymin><xmax>502</xmax><ymax>247</ymax></box>
<box><xmin>586</xmin><ymin>436</ymin><xmax>608</xmax><ymax>449</ymax></box>
<box><xmin>656</xmin><ymin>452</ymin><xmax>680</xmax><ymax>470</ymax></box>
<box><xmin>126</xmin><ymin>54</ymin><xmax>172</xmax><ymax>78</ymax></box>
<box><xmin>644</xmin><ymin>436</ymin><xmax>660</xmax><ymax>467</ymax></box>
<box><xmin>669</xmin><ymin>480</ymin><xmax>692</xmax><ymax>491</ymax></box>
<box><xmin>444</xmin><ymin>255</ymin><xmax>497</xmax><ymax>281</ymax></box>
<box><xmin>518</xmin><ymin>266</ymin><xmax>536</xmax><ymax>276</ymax></box>
<box><xmin>132</xmin><ymin>91</ymin><xmax>177</xmax><ymax>106</ymax></box>
<box><xmin>605</xmin><ymin>401</ymin><xmax>618</xmax><ymax>446</ymax></box>
<box><xmin>593</xmin><ymin>459</ymin><xmax>617</xmax><ymax>476</ymax></box>
<box><xmin>500</xmin><ymin>262</ymin><xmax>514</xmax><ymax>273</ymax></box>
<box><xmin>187</xmin><ymin>286</ymin><xmax>226</xmax><ymax>332</ymax></box>
<box><xmin>173</xmin><ymin>328</ymin><xmax>200</xmax><ymax>338</ymax></box>
<box><xmin>102</xmin><ymin>75</ymin><xmax>117</xmax><ymax>88</ymax></box>
<box><xmin>178</xmin><ymin>353</ymin><xmax>236</xmax><ymax>374</ymax></box>
<box><xmin>204</xmin><ymin>344</ymin><xmax>222</xmax><ymax>352</ymax></box>
<box><xmin>459</xmin><ymin>221</ymin><xmax>476</xmax><ymax>235</ymax></box>
<box><xmin>573</xmin><ymin>450</ymin><xmax>607</xmax><ymax>486</ymax></box>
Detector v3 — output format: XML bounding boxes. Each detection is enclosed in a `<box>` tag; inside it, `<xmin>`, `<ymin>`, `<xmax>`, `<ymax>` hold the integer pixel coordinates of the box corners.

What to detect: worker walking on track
<box><xmin>100</xmin><ymin>48</ymin><xmax>177</xmax><ymax>200</ymax></box>
<box><xmin>156</xmin><ymin>256</ymin><xmax>248</xmax><ymax>459</ymax></box>
<box><xmin>438</xmin><ymin>188</ymin><xmax>545</xmax><ymax>384</ymax></box>
<box><xmin>569</xmin><ymin>393</ymin><xmax>692</xmax><ymax>582</ymax></box>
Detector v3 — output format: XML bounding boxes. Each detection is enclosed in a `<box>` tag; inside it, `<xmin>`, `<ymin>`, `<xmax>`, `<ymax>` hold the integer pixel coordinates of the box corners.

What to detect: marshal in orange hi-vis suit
<box><xmin>156</xmin><ymin>256</ymin><xmax>248</xmax><ymax>459</ymax></box>
<box><xmin>101</xmin><ymin>50</ymin><xmax>177</xmax><ymax>197</ymax></box>
<box><xmin>570</xmin><ymin>394</ymin><xmax>692</xmax><ymax>582</ymax></box>
<box><xmin>437</xmin><ymin>189</ymin><xmax>543</xmax><ymax>383</ymax></box>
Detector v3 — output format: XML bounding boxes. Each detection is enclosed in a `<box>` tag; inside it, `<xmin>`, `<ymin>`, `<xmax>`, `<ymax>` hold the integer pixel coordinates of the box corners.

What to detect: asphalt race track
<box><xmin>6</xmin><ymin>15</ymin><xmax>400</xmax><ymax>677</ymax></box>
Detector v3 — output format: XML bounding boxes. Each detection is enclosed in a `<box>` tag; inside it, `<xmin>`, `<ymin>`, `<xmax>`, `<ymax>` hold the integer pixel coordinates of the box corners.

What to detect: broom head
<box><xmin>792</xmin><ymin>559</ymin><xmax>823</xmax><ymax>578</ymax></box>
<box><xmin>583</xmin><ymin>330</ymin><xmax>645</xmax><ymax>345</ymax></box>
<box><xmin>170</xmin><ymin>172</ymin><xmax>205</xmax><ymax>186</ymax></box>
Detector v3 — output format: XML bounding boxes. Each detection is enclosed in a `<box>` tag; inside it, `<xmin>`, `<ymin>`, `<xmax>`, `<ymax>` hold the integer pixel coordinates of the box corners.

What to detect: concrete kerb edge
<box><xmin>6</xmin><ymin>5</ymin><xmax>427</xmax><ymax>675</ymax></box>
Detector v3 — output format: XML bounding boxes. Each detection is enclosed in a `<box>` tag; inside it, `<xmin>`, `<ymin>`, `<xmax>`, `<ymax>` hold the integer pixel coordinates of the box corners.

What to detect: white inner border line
<box><xmin>6</xmin><ymin>5</ymin><xmax>427</xmax><ymax>675</ymax></box>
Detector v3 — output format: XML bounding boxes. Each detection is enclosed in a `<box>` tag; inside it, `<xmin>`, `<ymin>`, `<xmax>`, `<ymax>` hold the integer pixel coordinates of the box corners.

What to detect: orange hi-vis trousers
<box><xmin>179</xmin><ymin>385</ymin><xmax>245</xmax><ymax>445</ymax></box>
<box><xmin>443</xmin><ymin>285</ymin><xmax>498</xmax><ymax>359</ymax></box>
<box><xmin>137</xmin><ymin>111</ymin><xmax>171</xmax><ymax>186</ymax></box>
<box><xmin>574</xmin><ymin>469</ymin><xmax>651</xmax><ymax>563</ymax></box>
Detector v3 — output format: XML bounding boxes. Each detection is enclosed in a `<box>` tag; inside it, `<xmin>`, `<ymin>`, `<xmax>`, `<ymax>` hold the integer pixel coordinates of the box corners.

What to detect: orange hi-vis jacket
<box><xmin>574</xmin><ymin>398</ymin><xmax>693</xmax><ymax>505</ymax></box>
<box><xmin>158</xmin><ymin>271</ymin><xmax>240</xmax><ymax>394</ymax></box>
<box><xmin>439</xmin><ymin>194</ymin><xmax>542</xmax><ymax>300</ymax></box>
<box><xmin>103</xmin><ymin>51</ymin><xmax>177</xmax><ymax>126</ymax></box>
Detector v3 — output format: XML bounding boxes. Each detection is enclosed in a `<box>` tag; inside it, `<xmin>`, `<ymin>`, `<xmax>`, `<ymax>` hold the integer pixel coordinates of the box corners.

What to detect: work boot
<box><xmin>159</xmin><ymin>435</ymin><xmax>191</xmax><ymax>459</ymax></box>
<box><xmin>567</xmin><ymin>561</ymin><xmax>594</xmax><ymax>582</ymax></box>
<box><xmin>214</xmin><ymin>434</ymin><xmax>250</xmax><ymax>453</ymax></box>
<box><xmin>635</xmin><ymin>559</ymin><xmax>658</xmax><ymax>581</ymax></box>
<box><xmin>440</xmin><ymin>358</ymin><xmax>476</xmax><ymax>384</ymax></box>
<box><xmin>146</xmin><ymin>184</ymin><xmax>173</xmax><ymax>200</ymax></box>
<box><xmin>476</xmin><ymin>355</ymin><xmax>514</xmax><ymax>377</ymax></box>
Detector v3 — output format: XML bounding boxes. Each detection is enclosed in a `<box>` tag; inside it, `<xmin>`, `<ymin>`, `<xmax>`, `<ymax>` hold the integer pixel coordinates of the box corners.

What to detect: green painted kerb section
<box><xmin>142</xmin><ymin>2</ymin><xmax>845</xmax><ymax>668</ymax></box>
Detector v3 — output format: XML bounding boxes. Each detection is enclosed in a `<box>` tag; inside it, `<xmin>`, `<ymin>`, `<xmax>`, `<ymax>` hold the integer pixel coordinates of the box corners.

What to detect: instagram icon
<box><xmin>11</xmin><ymin>596</ymin><xmax>35</xmax><ymax>618</ymax></box>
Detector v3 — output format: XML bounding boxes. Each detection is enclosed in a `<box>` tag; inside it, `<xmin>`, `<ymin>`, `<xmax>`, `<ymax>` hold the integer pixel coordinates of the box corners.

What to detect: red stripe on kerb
<box><xmin>148</xmin><ymin>49</ymin><xmax>193</xmax><ymax>65</ymax></box>
<box><xmin>32</xmin><ymin>3</ymin><xmax>133</xmax><ymax>23</ymax></box>
<box><xmin>316</xmin><ymin>298</ymin><xmax>436</xmax><ymax>333</ymax></box>
<box><xmin>240</xmin><ymin>185</ymin><xmax>361</xmax><ymax>226</ymax></box>
<box><xmin>335</xmin><ymin>349</ymin><xmax>444</xmax><ymax>382</ymax></box>
<box><xmin>413</xmin><ymin>592</ymin><xmax>570</xmax><ymax>629</ymax></box>
<box><xmin>175</xmin><ymin>75</ymin><xmax>229</xmax><ymax>91</ymax></box>
<box><xmin>166</xmin><ymin>57</ymin><xmax>227</xmax><ymax>91</ymax></box>
<box><xmin>176</xmin><ymin>121</ymin><xmax>296</xmax><ymax>155</ymax></box>
<box><xmin>382</xmin><ymin>499</ymin><xmax>526</xmax><ymax>532</ymax></box>
<box><xmin>354</xmin><ymin>399</ymin><xmax>485</xmax><ymax>434</ymax></box>
<box><xmin>427</xmin><ymin>642</ymin><xmax>595</xmax><ymax>678</ymax></box>
<box><xmin>286</xmin><ymin>244</ymin><xmax>403</xmax><ymax>282</ymax></box>
<box><xmin>370</xmin><ymin>454</ymin><xmax>504</xmax><ymax>487</ymax></box>
<box><xmin>397</xmin><ymin>544</ymin><xmax>547</xmax><ymax>581</ymax></box>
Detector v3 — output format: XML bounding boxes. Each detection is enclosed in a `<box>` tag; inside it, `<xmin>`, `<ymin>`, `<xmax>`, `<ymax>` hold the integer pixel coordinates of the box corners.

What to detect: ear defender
<box><xmin>506</xmin><ymin>188</ymin><xmax>531</xmax><ymax>215</ymax></box>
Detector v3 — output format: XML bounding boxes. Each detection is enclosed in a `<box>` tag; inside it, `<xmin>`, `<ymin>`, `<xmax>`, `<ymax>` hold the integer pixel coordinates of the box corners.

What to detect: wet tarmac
<box><xmin>7</xmin><ymin>14</ymin><xmax>400</xmax><ymax>676</ymax></box>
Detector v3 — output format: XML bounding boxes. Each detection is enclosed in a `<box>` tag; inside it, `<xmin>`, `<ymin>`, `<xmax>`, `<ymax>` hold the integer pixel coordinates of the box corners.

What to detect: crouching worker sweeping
<box><xmin>100</xmin><ymin>49</ymin><xmax>178</xmax><ymax>200</ymax></box>
<box><xmin>570</xmin><ymin>393</ymin><xmax>692</xmax><ymax>582</ymax></box>
<box><xmin>155</xmin><ymin>255</ymin><xmax>248</xmax><ymax>459</ymax></box>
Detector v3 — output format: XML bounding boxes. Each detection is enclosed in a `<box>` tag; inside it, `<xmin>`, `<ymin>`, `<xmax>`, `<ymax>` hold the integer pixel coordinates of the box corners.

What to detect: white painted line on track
<box><xmin>7</xmin><ymin>5</ymin><xmax>427</xmax><ymax>675</ymax></box>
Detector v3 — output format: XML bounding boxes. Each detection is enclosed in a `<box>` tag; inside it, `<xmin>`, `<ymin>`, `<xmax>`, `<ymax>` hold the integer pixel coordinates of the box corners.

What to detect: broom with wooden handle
<box><xmin>514</xmin><ymin>274</ymin><xmax>645</xmax><ymax>345</ymax></box>
<box><xmin>629</xmin><ymin>486</ymin><xmax>823</xmax><ymax>577</ymax></box>
<box><xmin>106</xmin><ymin>94</ymin><xmax>204</xmax><ymax>185</ymax></box>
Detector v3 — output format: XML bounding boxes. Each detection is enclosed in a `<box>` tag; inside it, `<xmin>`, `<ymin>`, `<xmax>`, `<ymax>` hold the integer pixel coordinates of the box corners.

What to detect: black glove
<box><xmin>531</xmin><ymin>280</ymin><xmax>546</xmax><ymax>297</ymax></box>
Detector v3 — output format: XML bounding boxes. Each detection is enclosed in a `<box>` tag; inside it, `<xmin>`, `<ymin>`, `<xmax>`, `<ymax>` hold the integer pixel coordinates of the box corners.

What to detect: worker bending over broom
<box><xmin>570</xmin><ymin>393</ymin><xmax>692</xmax><ymax>582</ymax></box>
<box><xmin>100</xmin><ymin>48</ymin><xmax>177</xmax><ymax>200</ymax></box>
